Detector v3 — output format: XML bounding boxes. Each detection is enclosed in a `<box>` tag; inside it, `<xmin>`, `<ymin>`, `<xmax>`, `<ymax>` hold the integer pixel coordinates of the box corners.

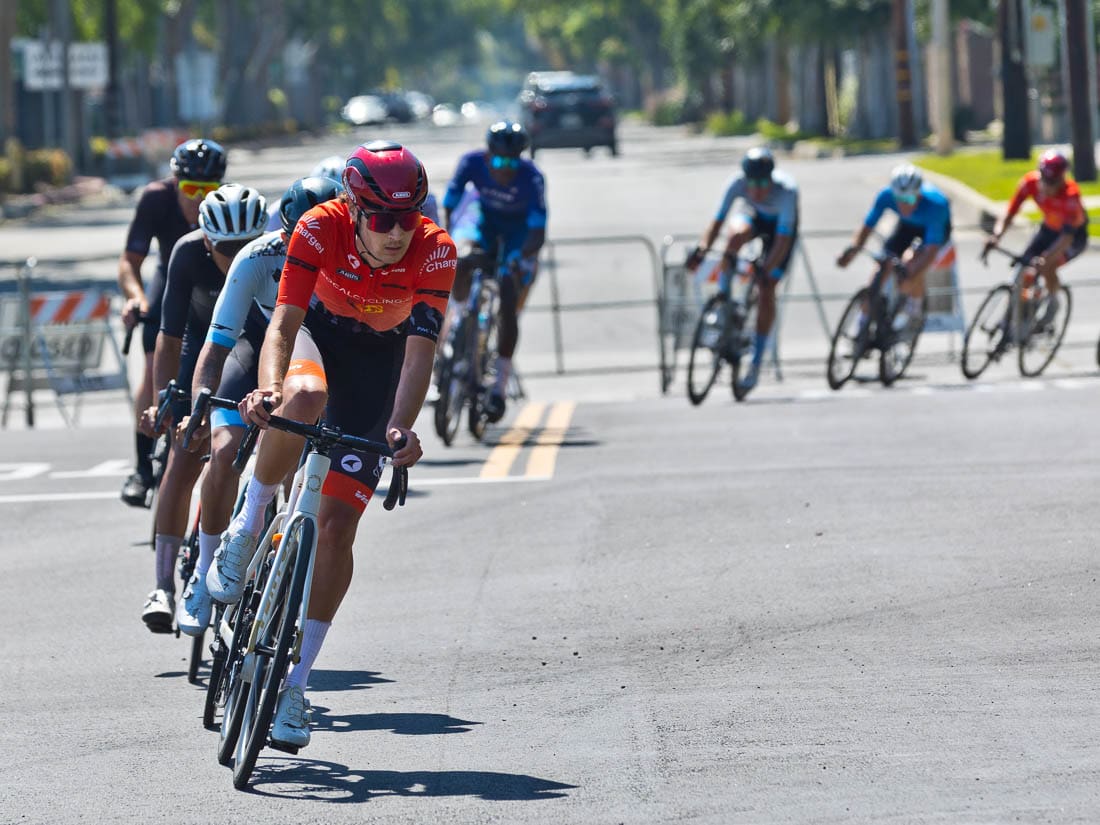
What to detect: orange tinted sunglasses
<box><xmin>178</xmin><ymin>179</ymin><xmax>220</xmax><ymax>199</ymax></box>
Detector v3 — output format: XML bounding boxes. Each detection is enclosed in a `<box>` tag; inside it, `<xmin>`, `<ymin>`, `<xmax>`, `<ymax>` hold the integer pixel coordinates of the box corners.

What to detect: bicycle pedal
<box><xmin>268</xmin><ymin>739</ymin><xmax>299</xmax><ymax>755</ymax></box>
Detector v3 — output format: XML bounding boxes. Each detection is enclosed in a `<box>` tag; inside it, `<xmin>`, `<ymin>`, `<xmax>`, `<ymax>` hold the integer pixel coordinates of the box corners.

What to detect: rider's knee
<box><xmin>281</xmin><ymin>377</ymin><xmax>327</xmax><ymax>419</ymax></box>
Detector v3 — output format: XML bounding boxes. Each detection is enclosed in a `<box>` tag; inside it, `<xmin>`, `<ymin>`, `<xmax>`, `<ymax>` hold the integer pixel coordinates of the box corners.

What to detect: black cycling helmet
<box><xmin>170</xmin><ymin>138</ymin><xmax>228</xmax><ymax>182</ymax></box>
<box><xmin>278</xmin><ymin>175</ymin><xmax>342</xmax><ymax>234</ymax></box>
<box><xmin>741</xmin><ymin>146</ymin><xmax>775</xmax><ymax>181</ymax></box>
<box><xmin>487</xmin><ymin>121</ymin><xmax>529</xmax><ymax>157</ymax></box>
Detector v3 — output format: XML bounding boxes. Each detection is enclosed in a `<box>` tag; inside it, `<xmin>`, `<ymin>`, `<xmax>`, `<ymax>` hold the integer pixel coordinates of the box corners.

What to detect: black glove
<box><xmin>685</xmin><ymin>246</ymin><xmax>705</xmax><ymax>269</ymax></box>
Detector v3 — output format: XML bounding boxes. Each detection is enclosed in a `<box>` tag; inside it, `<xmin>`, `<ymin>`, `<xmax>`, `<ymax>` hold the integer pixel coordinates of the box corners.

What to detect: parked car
<box><xmin>341</xmin><ymin>94</ymin><xmax>388</xmax><ymax>126</ymax></box>
<box><xmin>517</xmin><ymin>71</ymin><xmax>618</xmax><ymax>158</ymax></box>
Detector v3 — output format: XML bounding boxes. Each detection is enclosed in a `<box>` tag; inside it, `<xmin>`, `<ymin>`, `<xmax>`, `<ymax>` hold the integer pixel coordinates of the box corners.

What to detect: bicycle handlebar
<box><xmin>980</xmin><ymin>241</ymin><xmax>1027</xmax><ymax>268</ymax></box>
<box><xmin>232</xmin><ymin>399</ymin><xmax>409</xmax><ymax>509</ymax></box>
<box><xmin>121</xmin><ymin>313</ymin><xmax>149</xmax><ymax>356</ymax></box>
<box><xmin>153</xmin><ymin>379</ymin><xmax>189</xmax><ymax>433</ymax></box>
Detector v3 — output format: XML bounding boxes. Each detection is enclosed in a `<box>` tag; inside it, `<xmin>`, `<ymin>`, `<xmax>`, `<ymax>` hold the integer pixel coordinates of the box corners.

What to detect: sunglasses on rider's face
<box><xmin>357</xmin><ymin>209</ymin><xmax>421</xmax><ymax>233</ymax></box>
<box><xmin>747</xmin><ymin>177</ymin><xmax>771</xmax><ymax>188</ymax></box>
<box><xmin>178</xmin><ymin>179</ymin><xmax>220</xmax><ymax>199</ymax></box>
<box><xmin>896</xmin><ymin>193</ymin><xmax>918</xmax><ymax>206</ymax></box>
<box><xmin>490</xmin><ymin>155</ymin><xmax>520</xmax><ymax>170</ymax></box>
<box><xmin>211</xmin><ymin>239</ymin><xmax>250</xmax><ymax>259</ymax></box>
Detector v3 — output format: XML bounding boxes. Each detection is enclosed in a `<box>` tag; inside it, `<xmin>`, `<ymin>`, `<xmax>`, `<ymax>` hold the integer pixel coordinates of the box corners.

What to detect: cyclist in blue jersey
<box><xmin>686</xmin><ymin>147</ymin><xmax>800</xmax><ymax>393</ymax></box>
<box><xmin>441</xmin><ymin>121</ymin><xmax>547</xmax><ymax>421</ymax></box>
<box><xmin>837</xmin><ymin>164</ymin><xmax>953</xmax><ymax>333</ymax></box>
<box><xmin>173</xmin><ymin>176</ymin><xmax>341</xmax><ymax>636</ymax></box>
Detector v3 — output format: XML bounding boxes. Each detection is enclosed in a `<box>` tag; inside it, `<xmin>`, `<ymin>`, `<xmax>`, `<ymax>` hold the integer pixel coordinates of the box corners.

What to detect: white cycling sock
<box><xmin>494</xmin><ymin>357</ymin><xmax>512</xmax><ymax>394</ymax></box>
<box><xmin>154</xmin><ymin>534</ymin><xmax>183</xmax><ymax>593</ymax></box>
<box><xmin>284</xmin><ymin>619</ymin><xmax>331</xmax><ymax>691</ymax></box>
<box><xmin>197</xmin><ymin>530</ymin><xmax>221</xmax><ymax>578</ymax></box>
<box><xmin>230</xmin><ymin>479</ymin><xmax>279</xmax><ymax>538</ymax></box>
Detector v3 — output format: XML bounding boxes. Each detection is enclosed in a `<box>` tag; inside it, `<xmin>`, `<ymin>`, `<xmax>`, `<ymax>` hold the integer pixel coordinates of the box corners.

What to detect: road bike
<box><xmin>433</xmin><ymin>251</ymin><xmax>513</xmax><ymax>445</ymax></box>
<box><xmin>826</xmin><ymin>250</ymin><xmax>927</xmax><ymax>390</ymax></box>
<box><xmin>145</xmin><ymin>380</ymin><xmax>189</xmax><ymax>544</ymax></box>
<box><xmin>961</xmin><ymin>244</ymin><xmax>1073</xmax><ymax>379</ymax></box>
<box><xmin>686</xmin><ymin>253</ymin><xmax>761</xmax><ymax>404</ymax></box>
<box><xmin>195</xmin><ymin>392</ymin><xmax>408</xmax><ymax>789</ymax></box>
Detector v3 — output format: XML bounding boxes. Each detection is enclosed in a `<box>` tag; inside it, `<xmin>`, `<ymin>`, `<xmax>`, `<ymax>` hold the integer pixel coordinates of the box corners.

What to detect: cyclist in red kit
<box><xmin>984</xmin><ymin>149</ymin><xmax>1088</xmax><ymax>322</ymax></box>
<box><xmin>207</xmin><ymin>141</ymin><xmax>456</xmax><ymax>749</ymax></box>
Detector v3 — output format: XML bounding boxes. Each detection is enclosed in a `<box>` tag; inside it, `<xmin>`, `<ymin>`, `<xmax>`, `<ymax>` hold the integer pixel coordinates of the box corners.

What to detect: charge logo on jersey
<box><xmin>424</xmin><ymin>245</ymin><xmax>456</xmax><ymax>273</ymax></box>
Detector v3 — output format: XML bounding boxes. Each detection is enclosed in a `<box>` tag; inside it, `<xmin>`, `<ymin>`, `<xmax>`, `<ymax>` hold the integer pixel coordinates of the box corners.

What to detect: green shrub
<box><xmin>0</xmin><ymin>156</ymin><xmax>12</xmax><ymax>194</ymax></box>
<box><xmin>652</xmin><ymin>98</ymin><xmax>687</xmax><ymax>127</ymax></box>
<box><xmin>24</xmin><ymin>148</ymin><xmax>72</xmax><ymax>189</ymax></box>
<box><xmin>704</xmin><ymin>110</ymin><xmax>755</xmax><ymax>136</ymax></box>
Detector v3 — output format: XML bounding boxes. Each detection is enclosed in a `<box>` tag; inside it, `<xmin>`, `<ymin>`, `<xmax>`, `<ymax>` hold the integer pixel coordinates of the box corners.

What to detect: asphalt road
<box><xmin>1</xmin><ymin>123</ymin><xmax>1099</xmax><ymax>823</ymax></box>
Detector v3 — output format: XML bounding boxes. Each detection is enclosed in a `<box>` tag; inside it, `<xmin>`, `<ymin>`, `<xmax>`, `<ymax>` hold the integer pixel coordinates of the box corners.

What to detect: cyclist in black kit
<box><xmin>119</xmin><ymin>139</ymin><xmax>227</xmax><ymax>507</ymax></box>
<box><xmin>138</xmin><ymin>183</ymin><xmax>268</xmax><ymax>633</ymax></box>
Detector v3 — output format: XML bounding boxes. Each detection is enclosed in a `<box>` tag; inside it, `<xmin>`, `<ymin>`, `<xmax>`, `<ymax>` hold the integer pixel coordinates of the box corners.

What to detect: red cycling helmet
<box><xmin>1038</xmin><ymin>149</ymin><xmax>1069</xmax><ymax>181</ymax></box>
<box><xmin>342</xmin><ymin>140</ymin><xmax>428</xmax><ymax>212</ymax></box>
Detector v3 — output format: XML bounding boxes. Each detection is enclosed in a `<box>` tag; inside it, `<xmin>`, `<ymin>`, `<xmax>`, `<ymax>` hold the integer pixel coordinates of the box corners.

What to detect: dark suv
<box><xmin>518</xmin><ymin>71</ymin><xmax>618</xmax><ymax>158</ymax></box>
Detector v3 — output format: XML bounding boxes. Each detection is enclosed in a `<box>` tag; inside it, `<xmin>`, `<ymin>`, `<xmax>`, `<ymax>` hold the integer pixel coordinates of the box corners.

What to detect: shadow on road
<box><xmin>247</xmin><ymin>760</ymin><xmax>577</xmax><ymax>802</ymax></box>
<box><xmin>310</xmin><ymin>708</ymin><xmax>482</xmax><ymax>736</ymax></box>
<box><xmin>309</xmin><ymin>669</ymin><xmax>395</xmax><ymax>692</ymax></box>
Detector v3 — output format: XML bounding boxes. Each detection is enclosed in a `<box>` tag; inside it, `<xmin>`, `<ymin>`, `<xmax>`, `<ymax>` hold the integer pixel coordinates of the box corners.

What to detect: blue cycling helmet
<box><xmin>741</xmin><ymin>147</ymin><xmax>774</xmax><ymax>180</ymax></box>
<box><xmin>487</xmin><ymin>121</ymin><xmax>529</xmax><ymax>157</ymax></box>
<box><xmin>278</xmin><ymin>176</ymin><xmax>342</xmax><ymax>234</ymax></box>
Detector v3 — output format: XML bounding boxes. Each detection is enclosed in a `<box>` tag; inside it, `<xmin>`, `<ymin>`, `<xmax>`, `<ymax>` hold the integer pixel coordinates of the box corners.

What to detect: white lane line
<box><xmin>49</xmin><ymin>459</ymin><xmax>133</xmax><ymax>479</ymax></box>
<box><xmin>0</xmin><ymin>473</ymin><xmax>553</xmax><ymax>505</ymax></box>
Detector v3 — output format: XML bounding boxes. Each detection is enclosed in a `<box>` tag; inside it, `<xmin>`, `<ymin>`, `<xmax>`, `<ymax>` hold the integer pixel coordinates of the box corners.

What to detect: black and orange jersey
<box><xmin>278</xmin><ymin>199</ymin><xmax>456</xmax><ymax>340</ymax></box>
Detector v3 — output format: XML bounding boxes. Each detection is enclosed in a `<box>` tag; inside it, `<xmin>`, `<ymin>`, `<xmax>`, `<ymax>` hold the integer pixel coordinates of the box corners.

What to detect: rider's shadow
<box><xmin>309</xmin><ymin>707</ymin><xmax>482</xmax><ymax>736</ymax></box>
<box><xmin>308</xmin><ymin>669</ymin><xmax>394</xmax><ymax>692</ymax></box>
<box><xmin>248</xmin><ymin>759</ymin><xmax>576</xmax><ymax>802</ymax></box>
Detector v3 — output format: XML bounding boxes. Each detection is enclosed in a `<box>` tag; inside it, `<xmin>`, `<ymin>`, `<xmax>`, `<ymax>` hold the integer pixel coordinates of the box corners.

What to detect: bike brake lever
<box><xmin>382</xmin><ymin>434</ymin><xmax>408</xmax><ymax>511</ymax></box>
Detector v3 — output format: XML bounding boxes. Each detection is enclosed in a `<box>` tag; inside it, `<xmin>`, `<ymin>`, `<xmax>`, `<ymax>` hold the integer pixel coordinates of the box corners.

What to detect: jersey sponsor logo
<box><xmin>354</xmin><ymin>489</ymin><xmax>371</xmax><ymax>505</ymax></box>
<box><xmin>295</xmin><ymin>225</ymin><xmax>324</xmax><ymax>254</ymax></box>
<box><xmin>346</xmin><ymin>254</ymin><xmax>361</xmax><ymax>270</ymax></box>
<box><xmin>424</xmin><ymin>245</ymin><xmax>457</xmax><ymax>273</ymax></box>
<box><xmin>336</xmin><ymin>268</ymin><xmax>361</xmax><ymax>282</ymax></box>
<box><xmin>341</xmin><ymin>454</ymin><xmax>363</xmax><ymax>473</ymax></box>
<box><xmin>303</xmin><ymin>218</ymin><xmax>321</xmax><ymax>231</ymax></box>
<box><xmin>372</xmin><ymin>456</ymin><xmax>385</xmax><ymax>479</ymax></box>
<box><xmin>347</xmin><ymin>299</ymin><xmax>384</xmax><ymax>314</ymax></box>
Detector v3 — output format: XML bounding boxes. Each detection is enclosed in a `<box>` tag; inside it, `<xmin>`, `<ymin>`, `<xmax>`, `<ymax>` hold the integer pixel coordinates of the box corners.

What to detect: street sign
<box><xmin>22</xmin><ymin>41</ymin><xmax>108</xmax><ymax>91</ymax></box>
<box><xmin>1028</xmin><ymin>6</ymin><xmax>1058</xmax><ymax>69</ymax></box>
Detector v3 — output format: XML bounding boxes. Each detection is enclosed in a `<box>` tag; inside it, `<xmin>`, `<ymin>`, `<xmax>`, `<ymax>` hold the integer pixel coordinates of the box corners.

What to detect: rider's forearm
<box><xmin>850</xmin><ymin>224</ymin><xmax>872</xmax><ymax>251</ymax></box>
<box><xmin>191</xmin><ymin>342</ymin><xmax>231</xmax><ymax>400</ymax></box>
<box><xmin>388</xmin><ymin>335</ymin><xmax>436</xmax><ymax>430</ymax></box>
<box><xmin>699</xmin><ymin>220</ymin><xmax>722</xmax><ymax>252</ymax></box>
<box><xmin>257</xmin><ymin>305</ymin><xmax>303</xmax><ymax>392</ymax></box>
<box><xmin>152</xmin><ymin>333</ymin><xmax>182</xmax><ymax>395</ymax></box>
<box><xmin>909</xmin><ymin>244</ymin><xmax>940</xmax><ymax>279</ymax></box>
<box><xmin>118</xmin><ymin>253</ymin><xmax>147</xmax><ymax>303</ymax></box>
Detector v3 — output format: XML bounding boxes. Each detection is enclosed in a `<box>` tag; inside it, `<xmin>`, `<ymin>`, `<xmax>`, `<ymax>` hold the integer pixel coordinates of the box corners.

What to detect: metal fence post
<box><xmin>19</xmin><ymin>257</ymin><xmax>37</xmax><ymax>428</ymax></box>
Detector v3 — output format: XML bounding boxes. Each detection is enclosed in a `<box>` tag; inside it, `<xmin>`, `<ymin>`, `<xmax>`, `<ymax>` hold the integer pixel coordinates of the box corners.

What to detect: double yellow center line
<box><xmin>479</xmin><ymin>401</ymin><xmax>576</xmax><ymax>480</ymax></box>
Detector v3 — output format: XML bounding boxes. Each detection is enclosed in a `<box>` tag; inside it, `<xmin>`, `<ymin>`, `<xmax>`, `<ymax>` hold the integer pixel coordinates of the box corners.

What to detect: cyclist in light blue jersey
<box><xmin>686</xmin><ymin>146</ymin><xmax>800</xmax><ymax>392</ymax></box>
<box><xmin>442</xmin><ymin>120</ymin><xmax>547</xmax><ymax>421</ymax></box>
<box><xmin>174</xmin><ymin>176</ymin><xmax>340</xmax><ymax>635</ymax></box>
<box><xmin>837</xmin><ymin>164</ymin><xmax>953</xmax><ymax>332</ymax></box>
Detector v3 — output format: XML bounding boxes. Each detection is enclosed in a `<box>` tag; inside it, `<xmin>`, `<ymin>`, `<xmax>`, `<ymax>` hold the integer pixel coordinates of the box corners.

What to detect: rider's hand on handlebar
<box><xmin>240</xmin><ymin>388</ymin><xmax>280</xmax><ymax>429</ymax></box>
<box><xmin>122</xmin><ymin>298</ymin><xmax>147</xmax><ymax>330</ymax></box>
<box><xmin>836</xmin><ymin>246</ymin><xmax>857</xmax><ymax>268</ymax></box>
<box><xmin>387</xmin><ymin>426</ymin><xmax>422</xmax><ymax>468</ymax></box>
<box><xmin>177</xmin><ymin>414</ymin><xmax>210</xmax><ymax>452</ymax></box>
<box><xmin>139</xmin><ymin>405</ymin><xmax>162</xmax><ymax>437</ymax></box>
<box><xmin>980</xmin><ymin>236</ymin><xmax>997</xmax><ymax>263</ymax></box>
<box><xmin>685</xmin><ymin>246</ymin><xmax>705</xmax><ymax>272</ymax></box>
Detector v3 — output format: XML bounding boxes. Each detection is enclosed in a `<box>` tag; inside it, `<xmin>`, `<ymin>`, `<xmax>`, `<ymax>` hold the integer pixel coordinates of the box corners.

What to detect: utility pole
<box><xmin>893</xmin><ymin>0</ymin><xmax>917</xmax><ymax>147</ymax></box>
<box><xmin>1000</xmin><ymin>0</ymin><xmax>1032</xmax><ymax>159</ymax></box>
<box><xmin>105</xmin><ymin>0</ymin><xmax>122</xmax><ymax>138</ymax></box>
<box><xmin>52</xmin><ymin>0</ymin><xmax>77</xmax><ymax>168</ymax></box>
<box><xmin>932</xmin><ymin>0</ymin><xmax>954</xmax><ymax>153</ymax></box>
<box><xmin>0</xmin><ymin>1</ymin><xmax>17</xmax><ymax>144</ymax></box>
<box><xmin>1064</xmin><ymin>0</ymin><xmax>1097</xmax><ymax>179</ymax></box>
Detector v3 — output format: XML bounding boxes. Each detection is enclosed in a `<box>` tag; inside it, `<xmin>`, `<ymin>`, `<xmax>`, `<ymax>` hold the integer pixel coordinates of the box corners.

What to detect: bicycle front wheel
<box><xmin>961</xmin><ymin>284</ymin><xmax>1011</xmax><ymax>380</ymax></box>
<box><xmin>468</xmin><ymin>279</ymin><xmax>501</xmax><ymax>441</ymax></box>
<box><xmin>433</xmin><ymin>318</ymin><xmax>469</xmax><ymax>447</ymax></box>
<box><xmin>879</xmin><ymin>296</ymin><xmax>926</xmax><ymax>386</ymax></box>
<box><xmin>826</xmin><ymin>288</ymin><xmax>869</xmax><ymax>391</ymax></box>
<box><xmin>232</xmin><ymin>518</ymin><xmax>313</xmax><ymax>790</ymax></box>
<box><xmin>1018</xmin><ymin>285</ymin><xmax>1072</xmax><ymax>377</ymax></box>
<box><xmin>687</xmin><ymin>294</ymin><xmax>727</xmax><ymax>405</ymax></box>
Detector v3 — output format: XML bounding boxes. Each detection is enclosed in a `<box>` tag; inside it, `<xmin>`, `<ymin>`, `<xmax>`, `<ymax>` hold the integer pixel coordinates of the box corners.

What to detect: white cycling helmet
<box><xmin>309</xmin><ymin>155</ymin><xmax>346</xmax><ymax>184</ymax></box>
<box><xmin>890</xmin><ymin>164</ymin><xmax>923</xmax><ymax>199</ymax></box>
<box><xmin>198</xmin><ymin>183</ymin><xmax>268</xmax><ymax>242</ymax></box>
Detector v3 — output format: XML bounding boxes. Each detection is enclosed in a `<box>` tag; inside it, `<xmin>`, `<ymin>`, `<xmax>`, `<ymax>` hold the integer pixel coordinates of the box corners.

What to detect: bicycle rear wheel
<box><xmin>468</xmin><ymin>279</ymin><xmax>500</xmax><ymax>440</ymax></box>
<box><xmin>961</xmin><ymin>284</ymin><xmax>1011</xmax><ymax>380</ymax></box>
<box><xmin>826</xmin><ymin>288</ymin><xmax>869</xmax><ymax>390</ymax></box>
<box><xmin>686</xmin><ymin>294</ymin><xmax>727</xmax><ymax>405</ymax></box>
<box><xmin>730</xmin><ymin>287</ymin><xmax>759</xmax><ymax>402</ymax></box>
<box><xmin>232</xmin><ymin>518</ymin><xmax>313</xmax><ymax>790</ymax></box>
<box><xmin>216</xmin><ymin>551</ymin><xmax>268</xmax><ymax>763</ymax></box>
<box><xmin>203</xmin><ymin>605</ymin><xmax>227</xmax><ymax>730</ymax></box>
<box><xmin>433</xmin><ymin>318</ymin><xmax>470</xmax><ymax>447</ymax></box>
<box><xmin>146</xmin><ymin>431</ymin><xmax>171</xmax><ymax>547</ymax></box>
<box><xmin>879</xmin><ymin>296</ymin><xmax>926</xmax><ymax>386</ymax></box>
<box><xmin>1018</xmin><ymin>285</ymin><xmax>1072</xmax><ymax>377</ymax></box>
